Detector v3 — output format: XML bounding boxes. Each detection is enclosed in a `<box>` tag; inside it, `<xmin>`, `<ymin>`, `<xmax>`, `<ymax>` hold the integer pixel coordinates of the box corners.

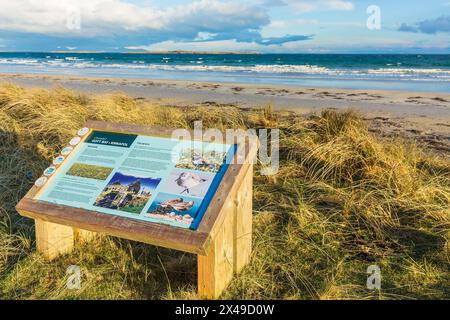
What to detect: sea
<box><xmin>0</xmin><ymin>52</ymin><xmax>449</xmax><ymax>93</ymax></box>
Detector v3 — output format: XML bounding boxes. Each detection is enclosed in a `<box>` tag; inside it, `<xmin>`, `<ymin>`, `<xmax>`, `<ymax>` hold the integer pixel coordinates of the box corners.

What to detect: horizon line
<box><xmin>0</xmin><ymin>50</ymin><xmax>449</xmax><ymax>55</ymax></box>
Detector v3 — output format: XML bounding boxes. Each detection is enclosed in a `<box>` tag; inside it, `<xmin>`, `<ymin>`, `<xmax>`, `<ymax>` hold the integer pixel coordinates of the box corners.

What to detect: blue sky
<box><xmin>0</xmin><ymin>0</ymin><xmax>448</xmax><ymax>53</ymax></box>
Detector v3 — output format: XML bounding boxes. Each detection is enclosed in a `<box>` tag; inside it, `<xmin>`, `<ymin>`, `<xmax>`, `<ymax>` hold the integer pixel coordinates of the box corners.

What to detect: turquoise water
<box><xmin>1</xmin><ymin>52</ymin><xmax>449</xmax><ymax>93</ymax></box>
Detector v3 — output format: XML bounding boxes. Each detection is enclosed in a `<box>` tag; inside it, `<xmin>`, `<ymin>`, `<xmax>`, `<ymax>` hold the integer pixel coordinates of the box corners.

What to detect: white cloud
<box><xmin>0</xmin><ymin>0</ymin><xmax>367</xmax><ymax>51</ymax></box>
<box><xmin>268</xmin><ymin>18</ymin><xmax>320</xmax><ymax>29</ymax></box>
<box><xmin>276</xmin><ymin>0</ymin><xmax>354</xmax><ymax>13</ymax></box>
<box><xmin>195</xmin><ymin>32</ymin><xmax>218</xmax><ymax>41</ymax></box>
<box><xmin>268</xmin><ymin>20</ymin><xmax>288</xmax><ymax>28</ymax></box>
<box><xmin>0</xmin><ymin>0</ymin><xmax>355</xmax><ymax>37</ymax></box>
<box><xmin>0</xmin><ymin>0</ymin><xmax>269</xmax><ymax>37</ymax></box>
<box><xmin>0</xmin><ymin>0</ymin><xmax>159</xmax><ymax>34</ymax></box>
<box><xmin>143</xmin><ymin>32</ymin><xmax>444</xmax><ymax>54</ymax></box>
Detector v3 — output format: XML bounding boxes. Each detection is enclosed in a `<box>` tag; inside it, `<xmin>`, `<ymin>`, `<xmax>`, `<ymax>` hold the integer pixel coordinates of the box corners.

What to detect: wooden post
<box><xmin>35</xmin><ymin>222</ymin><xmax>98</xmax><ymax>260</ymax></box>
<box><xmin>35</xmin><ymin>219</ymin><xmax>74</xmax><ymax>260</ymax></box>
<box><xmin>198</xmin><ymin>200</ymin><xmax>235</xmax><ymax>299</ymax></box>
<box><xmin>197</xmin><ymin>164</ymin><xmax>254</xmax><ymax>299</ymax></box>
<box><xmin>74</xmin><ymin>228</ymin><xmax>98</xmax><ymax>243</ymax></box>
<box><xmin>233</xmin><ymin>164</ymin><xmax>253</xmax><ymax>274</ymax></box>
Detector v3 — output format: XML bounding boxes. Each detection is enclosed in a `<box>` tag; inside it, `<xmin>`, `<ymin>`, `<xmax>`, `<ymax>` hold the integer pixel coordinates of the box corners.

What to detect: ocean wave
<box><xmin>0</xmin><ymin>58</ymin><xmax>41</xmax><ymax>66</ymax></box>
<box><xmin>367</xmin><ymin>68</ymin><xmax>450</xmax><ymax>75</ymax></box>
<box><xmin>146</xmin><ymin>64</ymin><xmax>333</xmax><ymax>74</ymax></box>
<box><xmin>0</xmin><ymin>59</ymin><xmax>333</xmax><ymax>73</ymax></box>
<box><xmin>1</xmin><ymin>58</ymin><xmax>450</xmax><ymax>80</ymax></box>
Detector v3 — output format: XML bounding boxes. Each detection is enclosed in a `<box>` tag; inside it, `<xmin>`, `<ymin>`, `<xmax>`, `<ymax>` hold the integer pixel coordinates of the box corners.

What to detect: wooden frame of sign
<box><xmin>15</xmin><ymin>120</ymin><xmax>258</xmax><ymax>299</ymax></box>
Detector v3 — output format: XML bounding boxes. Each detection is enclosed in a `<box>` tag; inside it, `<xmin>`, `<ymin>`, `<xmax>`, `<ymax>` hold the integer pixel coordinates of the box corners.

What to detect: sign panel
<box><xmin>35</xmin><ymin>129</ymin><xmax>236</xmax><ymax>230</ymax></box>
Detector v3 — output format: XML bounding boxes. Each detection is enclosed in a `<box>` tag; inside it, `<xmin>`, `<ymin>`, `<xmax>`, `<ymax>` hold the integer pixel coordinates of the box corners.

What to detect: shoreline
<box><xmin>1</xmin><ymin>72</ymin><xmax>449</xmax><ymax>154</ymax></box>
<box><xmin>1</xmin><ymin>72</ymin><xmax>449</xmax><ymax>101</ymax></box>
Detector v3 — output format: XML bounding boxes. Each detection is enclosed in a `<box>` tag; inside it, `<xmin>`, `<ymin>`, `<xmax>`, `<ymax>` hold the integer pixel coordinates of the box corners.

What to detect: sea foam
<box><xmin>1</xmin><ymin>58</ymin><xmax>449</xmax><ymax>81</ymax></box>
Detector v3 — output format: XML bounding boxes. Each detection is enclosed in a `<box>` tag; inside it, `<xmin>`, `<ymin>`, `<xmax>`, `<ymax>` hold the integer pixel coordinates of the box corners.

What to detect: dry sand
<box><xmin>1</xmin><ymin>73</ymin><xmax>449</xmax><ymax>154</ymax></box>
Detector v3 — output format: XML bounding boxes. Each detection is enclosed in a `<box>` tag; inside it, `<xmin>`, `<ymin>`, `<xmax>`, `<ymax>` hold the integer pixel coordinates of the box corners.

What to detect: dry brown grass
<box><xmin>0</xmin><ymin>83</ymin><xmax>448</xmax><ymax>300</ymax></box>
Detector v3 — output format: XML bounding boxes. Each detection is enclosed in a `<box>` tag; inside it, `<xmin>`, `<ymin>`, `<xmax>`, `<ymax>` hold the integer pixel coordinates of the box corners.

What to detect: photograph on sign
<box><xmin>35</xmin><ymin>130</ymin><xmax>235</xmax><ymax>230</ymax></box>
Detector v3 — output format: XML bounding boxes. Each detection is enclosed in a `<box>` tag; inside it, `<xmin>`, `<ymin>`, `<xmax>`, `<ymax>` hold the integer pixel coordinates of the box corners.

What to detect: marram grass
<box><xmin>0</xmin><ymin>84</ymin><xmax>448</xmax><ymax>300</ymax></box>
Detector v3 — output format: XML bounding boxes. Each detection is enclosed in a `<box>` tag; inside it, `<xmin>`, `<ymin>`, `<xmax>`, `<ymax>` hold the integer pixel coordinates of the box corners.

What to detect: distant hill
<box><xmin>126</xmin><ymin>51</ymin><xmax>260</xmax><ymax>55</ymax></box>
<box><xmin>48</xmin><ymin>50</ymin><xmax>260</xmax><ymax>55</ymax></box>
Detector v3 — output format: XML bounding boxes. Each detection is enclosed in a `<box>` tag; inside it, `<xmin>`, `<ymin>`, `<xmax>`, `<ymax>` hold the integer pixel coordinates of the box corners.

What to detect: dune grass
<box><xmin>0</xmin><ymin>83</ymin><xmax>448</xmax><ymax>300</ymax></box>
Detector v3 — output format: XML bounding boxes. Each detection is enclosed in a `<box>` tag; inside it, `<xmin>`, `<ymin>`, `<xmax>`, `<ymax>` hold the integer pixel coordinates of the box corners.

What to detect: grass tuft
<box><xmin>0</xmin><ymin>83</ymin><xmax>448</xmax><ymax>300</ymax></box>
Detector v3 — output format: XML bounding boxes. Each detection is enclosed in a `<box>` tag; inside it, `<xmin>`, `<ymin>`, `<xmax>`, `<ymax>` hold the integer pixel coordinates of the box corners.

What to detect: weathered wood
<box><xmin>35</xmin><ymin>219</ymin><xmax>74</xmax><ymax>260</ymax></box>
<box><xmin>198</xmin><ymin>199</ymin><xmax>235</xmax><ymax>299</ymax></box>
<box><xmin>85</xmin><ymin>120</ymin><xmax>183</xmax><ymax>140</ymax></box>
<box><xmin>198</xmin><ymin>137</ymin><xmax>258</xmax><ymax>241</ymax></box>
<box><xmin>84</xmin><ymin>120</ymin><xmax>250</xmax><ymax>143</ymax></box>
<box><xmin>74</xmin><ymin>228</ymin><xmax>99</xmax><ymax>243</ymax></box>
<box><xmin>17</xmin><ymin>199</ymin><xmax>209</xmax><ymax>255</ymax></box>
<box><xmin>233</xmin><ymin>164</ymin><xmax>253</xmax><ymax>274</ymax></box>
<box><xmin>197</xmin><ymin>164</ymin><xmax>254</xmax><ymax>299</ymax></box>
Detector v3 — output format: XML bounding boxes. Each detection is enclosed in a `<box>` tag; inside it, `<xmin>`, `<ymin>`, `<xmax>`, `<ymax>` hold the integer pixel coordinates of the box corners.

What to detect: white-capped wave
<box><xmin>0</xmin><ymin>58</ymin><xmax>449</xmax><ymax>81</ymax></box>
<box><xmin>0</xmin><ymin>58</ymin><xmax>40</xmax><ymax>66</ymax></box>
<box><xmin>144</xmin><ymin>64</ymin><xmax>333</xmax><ymax>74</ymax></box>
<box><xmin>0</xmin><ymin>59</ymin><xmax>332</xmax><ymax>74</ymax></box>
<box><xmin>368</xmin><ymin>68</ymin><xmax>450</xmax><ymax>75</ymax></box>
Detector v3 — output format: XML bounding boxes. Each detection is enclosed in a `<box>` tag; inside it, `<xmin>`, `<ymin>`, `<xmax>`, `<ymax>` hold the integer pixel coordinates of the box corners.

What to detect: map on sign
<box><xmin>36</xmin><ymin>130</ymin><xmax>236</xmax><ymax>230</ymax></box>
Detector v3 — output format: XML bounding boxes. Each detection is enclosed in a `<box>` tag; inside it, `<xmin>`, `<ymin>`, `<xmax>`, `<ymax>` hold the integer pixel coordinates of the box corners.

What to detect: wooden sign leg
<box><xmin>35</xmin><ymin>219</ymin><xmax>74</xmax><ymax>260</ymax></box>
<box><xmin>234</xmin><ymin>164</ymin><xmax>253</xmax><ymax>274</ymax></box>
<box><xmin>197</xmin><ymin>164</ymin><xmax>254</xmax><ymax>299</ymax></box>
<box><xmin>74</xmin><ymin>228</ymin><xmax>98</xmax><ymax>243</ymax></box>
<box><xmin>198</xmin><ymin>204</ymin><xmax>235</xmax><ymax>299</ymax></box>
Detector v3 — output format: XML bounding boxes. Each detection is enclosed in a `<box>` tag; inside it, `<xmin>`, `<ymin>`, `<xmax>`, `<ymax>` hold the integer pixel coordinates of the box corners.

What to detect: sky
<box><xmin>0</xmin><ymin>0</ymin><xmax>448</xmax><ymax>53</ymax></box>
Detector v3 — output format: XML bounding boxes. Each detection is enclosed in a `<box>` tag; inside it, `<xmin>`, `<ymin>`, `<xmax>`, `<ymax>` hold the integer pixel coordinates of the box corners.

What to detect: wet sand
<box><xmin>1</xmin><ymin>73</ymin><xmax>449</xmax><ymax>154</ymax></box>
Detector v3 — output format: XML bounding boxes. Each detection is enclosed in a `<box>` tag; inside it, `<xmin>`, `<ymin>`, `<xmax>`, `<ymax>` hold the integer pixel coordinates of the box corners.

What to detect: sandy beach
<box><xmin>1</xmin><ymin>73</ymin><xmax>449</xmax><ymax>154</ymax></box>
